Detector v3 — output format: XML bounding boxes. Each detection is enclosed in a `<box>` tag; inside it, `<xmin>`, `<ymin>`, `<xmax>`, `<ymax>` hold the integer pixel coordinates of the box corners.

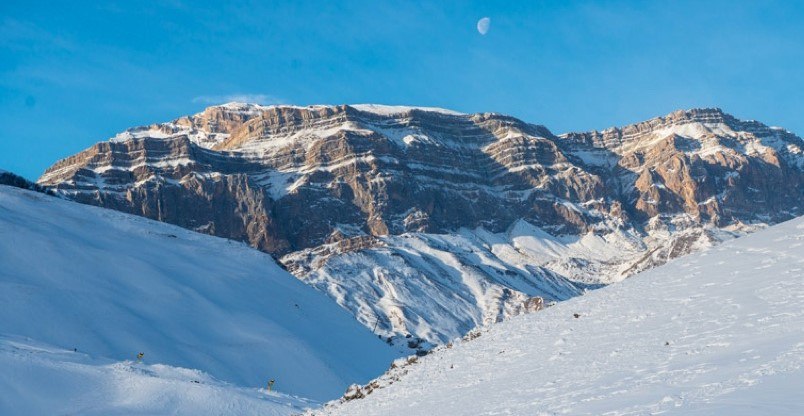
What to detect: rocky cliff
<box><xmin>38</xmin><ymin>104</ymin><xmax>804</xmax><ymax>345</ymax></box>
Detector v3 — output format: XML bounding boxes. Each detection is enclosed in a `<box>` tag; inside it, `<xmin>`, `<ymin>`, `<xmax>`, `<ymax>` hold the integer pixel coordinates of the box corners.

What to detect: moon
<box><xmin>477</xmin><ymin>17</ymin><xmax>490</xmax><ymax>35</ymax></box>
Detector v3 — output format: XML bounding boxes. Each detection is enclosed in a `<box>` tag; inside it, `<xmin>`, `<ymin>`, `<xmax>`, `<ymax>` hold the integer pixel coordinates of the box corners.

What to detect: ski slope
<box><xmin>0</xmin><ymin>184</ymin><xmax>398</xmax><ymax>407</ymax></box>
<box><xmin>317</xmin><ymin>216</ymin><xmax>804</xmax><ymax>415</ymax></box>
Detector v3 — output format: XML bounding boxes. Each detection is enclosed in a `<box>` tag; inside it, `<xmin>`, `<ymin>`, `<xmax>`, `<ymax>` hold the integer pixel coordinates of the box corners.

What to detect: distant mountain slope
<box><xmin>315</xmin><ymin>215</ymin><xmax>804</xmax><ymax>415</ymax></box>
<box><xmin>0</xmin><ymin>184</ymin><xmax>398</xmax><ymax>402</ymax></box>
<box><xmin>37</xmin><ymin>104</ymin><xmax>804</xmax><ymax>345</ymax></box>
<box><xmin>0</xmin><ymin>169</ymin><xmax>48</xmax><ymax>193</ymax></box>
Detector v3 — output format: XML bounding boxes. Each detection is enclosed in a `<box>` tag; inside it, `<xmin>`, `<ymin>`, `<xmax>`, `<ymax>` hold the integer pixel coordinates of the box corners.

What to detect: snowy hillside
<box><xmin>0</xmin><ymin>184</ymin><xmax>398</xmax><ymax>406</ymax></box>
<box><xmin>316</xmin><ymin>216</ymin><xmax>804</xmax><ymax>415</ymax></box>
<box><xmin>285</xmin><ymin>218</ymin><xmax>753</xmax><ymax>344</ymax></box>
<box><xmin>0</xmin><ymin>335</ymin><xmax>313</xmax><ymax>415</ymax></box>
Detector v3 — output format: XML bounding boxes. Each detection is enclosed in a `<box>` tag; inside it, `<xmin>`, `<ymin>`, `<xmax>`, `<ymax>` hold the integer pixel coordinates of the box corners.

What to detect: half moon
<box><xmin>477</xmin><ymin>17</ymin><xmax>490</xmax><ymax>35</ymax></box>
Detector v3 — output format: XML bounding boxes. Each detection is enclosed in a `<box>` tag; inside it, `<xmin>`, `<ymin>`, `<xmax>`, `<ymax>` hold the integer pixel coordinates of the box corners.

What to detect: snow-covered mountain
<box><xmin>314</xmin><ymin>216</ymin><xmax>804</xmax><ymax>415</ymax></box>
<box><xmin>0</xmin><ymin>184</ymin><xmax>398</xmax><ymax>406</ymax></box>
<box><xmin>37</xmin><ymin>104</ymin><xmax>803</xmax><ymax>346</ymax></box>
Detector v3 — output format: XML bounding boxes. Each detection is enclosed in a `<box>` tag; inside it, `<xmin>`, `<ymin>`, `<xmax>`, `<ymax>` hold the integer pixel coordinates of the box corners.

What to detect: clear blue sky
<box><xmin>2</xmin><ymin>1</ymin><xmax>803</xmax><ymax>179</ymax></box>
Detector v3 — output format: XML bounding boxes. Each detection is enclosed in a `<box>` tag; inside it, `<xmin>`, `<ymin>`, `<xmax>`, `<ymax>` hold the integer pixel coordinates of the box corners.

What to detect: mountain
<box><xmin>37</xmin><ymin>104</ymin><xmax>804</xmax><ymax>345</ymax></box>
<box><xmin>313</xmin><ymin>216</ymin><xmax>804</xmax><ymax>415</ymax></box>
<box><xmin>0</xmin><ymin>184</ymin><xmax>398</xmax><ymax>404</ymax></box>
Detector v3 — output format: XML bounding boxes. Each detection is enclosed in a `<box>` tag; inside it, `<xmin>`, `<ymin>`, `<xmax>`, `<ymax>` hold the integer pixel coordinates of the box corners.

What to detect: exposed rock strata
<box><xmin>38</xmin><ymin>104</ymin><xmax>804</xmax><ymax>344</ymax></box>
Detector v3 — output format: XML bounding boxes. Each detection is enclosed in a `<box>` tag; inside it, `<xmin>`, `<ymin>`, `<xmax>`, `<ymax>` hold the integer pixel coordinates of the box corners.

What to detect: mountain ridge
<box><xmin>35</xmin><ymin>104</ymin><xmax>804</xmax><ymax>345</ymax></box>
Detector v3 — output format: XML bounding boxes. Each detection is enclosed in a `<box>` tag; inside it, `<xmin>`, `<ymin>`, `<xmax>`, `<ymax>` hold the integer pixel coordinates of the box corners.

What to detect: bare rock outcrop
<box><xmin>37</xmin><ymin>104</ymin><xmax>804</xmax><ymax>344</ymax></box>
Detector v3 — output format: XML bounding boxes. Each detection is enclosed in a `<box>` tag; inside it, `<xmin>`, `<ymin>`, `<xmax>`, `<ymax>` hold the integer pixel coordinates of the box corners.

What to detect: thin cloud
<box><xmin>0</xmin><ymin>17</ymin><xmax>75</xmax><ymax>52</ymax></box>
<box><xmin>192</xmin><ymin>94</ymin><xmax>285</xmax><ymax>105</ymax></box>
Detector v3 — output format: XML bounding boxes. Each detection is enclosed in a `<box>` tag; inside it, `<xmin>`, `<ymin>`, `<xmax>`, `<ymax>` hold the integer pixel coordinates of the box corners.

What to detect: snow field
<box><xmin>317</xmin><ymin>216</ymin><xmax>804</xmax><ymax>415</ymax></box>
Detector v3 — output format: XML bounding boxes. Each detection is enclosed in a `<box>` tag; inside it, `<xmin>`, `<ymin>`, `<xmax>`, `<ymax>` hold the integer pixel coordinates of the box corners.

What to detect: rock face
<box><xmin>38</xmin><ymin>104</ymin><xmax>804</xmax><ymax>345</ymax></box>
<box><xmin>562</xmin><ymin>108</ymin><xmax>802</xmax><ymax>225</ymax></box>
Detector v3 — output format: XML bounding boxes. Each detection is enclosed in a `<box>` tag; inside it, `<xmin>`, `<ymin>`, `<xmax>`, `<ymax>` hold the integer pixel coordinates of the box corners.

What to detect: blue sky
<box><xmin>2</xmin><ymin>0</ymin><xmax>803</xmax><ymax>179</ymax></box>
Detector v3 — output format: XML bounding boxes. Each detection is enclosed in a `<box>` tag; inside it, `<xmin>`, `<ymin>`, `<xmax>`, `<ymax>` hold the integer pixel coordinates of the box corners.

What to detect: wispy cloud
<box><xmin>0</xmin><ymin>17</ymin><xmax>75</xmax><ymax>52</ymax></box>
<box><xmin>191</xmin><ymin>94</ymin><xmax>285</xmax><ymax>105</ymax></box>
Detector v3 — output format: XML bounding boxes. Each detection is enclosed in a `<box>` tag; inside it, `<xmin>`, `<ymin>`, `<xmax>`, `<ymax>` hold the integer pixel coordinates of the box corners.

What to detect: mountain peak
<box><xmin>203</xmin><ymin>102</ymin><xmax>333</xmax><ymax>115</ymax></box>
<box><xmin>348</xmin><ymin>104</ymin><xmax>466</xmax><ymax>117</ymax></box>
<box><xmin>601</xmin><ymin>107</ymin><xmax>731</xmax><ymax>135</ymax></box>
<box><xmin>201</xmin><ymin>102</ymin><xmax>467</xmax><ymax>118</ymax></box>
<box><xmin>212</xmin><ymin>101</ymin><xmax>270</xmax><ymax>113</ymax></box>
<box><xmin>561</xmin><ymin>107</ymin><xmax>804</xmax><ymax>156</ymax></box>
<box><xmin>664</xmin><ymin>107</ymin><xmax>730</xmax><ymax>124</ymax></box>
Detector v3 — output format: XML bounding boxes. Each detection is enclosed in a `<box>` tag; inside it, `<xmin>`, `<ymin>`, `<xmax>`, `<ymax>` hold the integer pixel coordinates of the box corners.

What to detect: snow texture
<box><xmin>0</xmin><ymin>185</ymin><xmax>398</xmax><ymax>404</ymax></box>
<box><xmin>288</xmin><ymin>216</ymin><xmax>752</xmax><ymax>344</ymax></box>
<box><xmin>0</xmin><ymin>335</ymin><xmax>313</xmax><ymax>415</ymax></box>
<box><xmin>317</xmin><ymin>216</ymin><xmax>804</xmax><ymax>415</ymax></box>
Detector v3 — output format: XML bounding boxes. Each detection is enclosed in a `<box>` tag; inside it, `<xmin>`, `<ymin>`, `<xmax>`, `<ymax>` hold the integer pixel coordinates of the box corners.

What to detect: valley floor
<box><xmin>316</xmin><ymin>216</ymin><xmax>804</xmax><ymax>415</ymax></box>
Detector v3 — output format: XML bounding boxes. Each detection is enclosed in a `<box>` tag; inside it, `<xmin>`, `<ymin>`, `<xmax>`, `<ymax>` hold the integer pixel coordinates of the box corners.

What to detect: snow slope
<box><xmin>316</xmin><ymin>216</ymin><xmax>804</xmax><ymax>415</ymax></box>
<box><xmin>0</xmin><ymin>335</ymin><xmax>312</xmax><ymax>415</ymax></box>
<box><xmin>287</xmin><ymin>217</ymin><xmax>754</xmax><ymax>345</ymax></box>
<box><xmin>0</xmin><ymin>185</ymin><xmax>398</xmax><ymax>404</ymax></box>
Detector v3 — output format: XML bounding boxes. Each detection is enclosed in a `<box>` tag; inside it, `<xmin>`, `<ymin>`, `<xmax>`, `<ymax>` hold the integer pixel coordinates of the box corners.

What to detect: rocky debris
<box><xmin>462</xmin><ymin>330</ymin><xmax>482</xmax><ymax>342</ymax></box>
<box><xmin>523</xmin><ymin>297</ymin><xmax>544</xmax><ymax>313</ymax></box>
<box><xmin>312</xmin><ymin>324</ymin><xmax>494</xmax><ymax>415</ymax></box>
<box><xmin>330</xmin><ymin>355</ymin><xmax>421</xmax><ymax>407</ymax></box>
<box><xmin>341</xmin><ymin>384</ymin><xmax>366</xmax><ymax>402</ymax></box>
